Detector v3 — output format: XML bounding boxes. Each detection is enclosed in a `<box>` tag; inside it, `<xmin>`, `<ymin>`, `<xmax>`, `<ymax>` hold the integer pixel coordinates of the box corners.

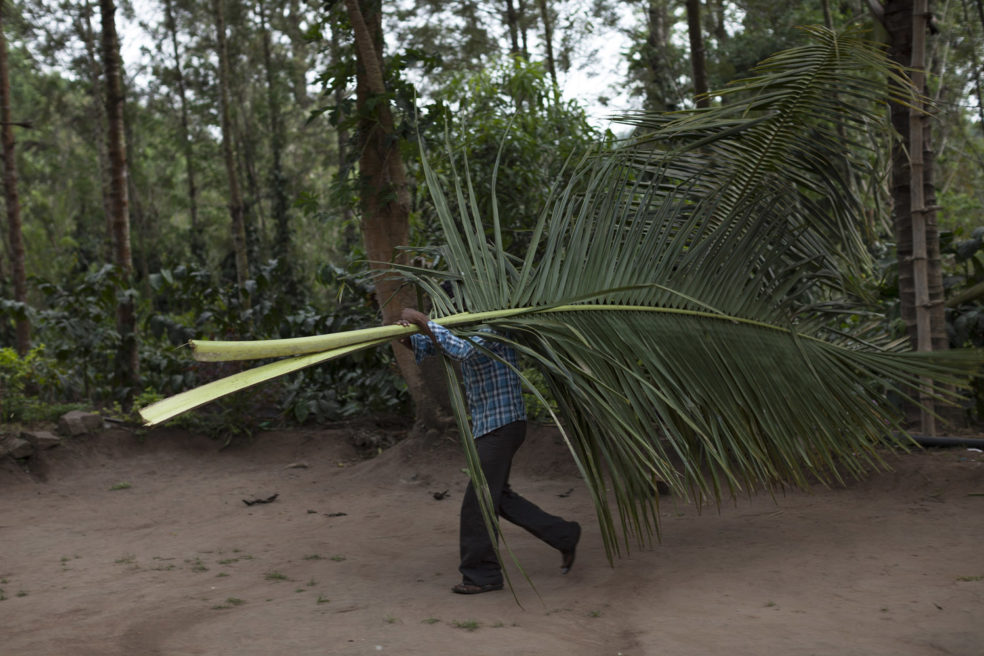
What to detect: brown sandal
<box><xmin>451</xmin><ymin>582</ymin><xmax>504</xmax><ymax>595</ymax></box>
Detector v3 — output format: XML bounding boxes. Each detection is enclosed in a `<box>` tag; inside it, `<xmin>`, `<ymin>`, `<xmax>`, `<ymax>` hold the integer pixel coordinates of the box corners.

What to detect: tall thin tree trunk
<box><xmin>0</xmin><ymin>0</ymin><xmax>28</xmax><ymax>355</ymax></box>
<box><xmin>343</xmin><ymin>0</ymin><xmax>446</xmax><ymax>429</ymax></box>
<box><xmin>235</xmin><ymin>112</ymin><xmax>263</xmax><ymax>265</ymax></box>
<box><xmin>685</xmin><ymin>0</ymin><xmax>709</xmax><ymax>108</ymax></box>
<box><xmin>164</xmin><ymin>0</ymin><xmax>205</xmax><ymax>266</ymax></box>
<box><xmin>909</xmin><ymin>0</ymin><xmax>936</xmax><ymax>434</ymax></box>
<box><xmin>99</xmin><ymin>0</ymin><xmax>139</xmax><ymax>401</ymax></box>
<box><xmin>962</xmin><ymin>0</ymin><xmax>984</xmax><ymax>132</ymax></box>
<box><xmin>259</xmin><ymin>0</ymin><xmax>292</xmax><ymax>284</ymax></box>
<box><xmin>536</xmin><ymin>0</ymin><xmax>557</xmax><ymax>87</ymax></box>
<box><xmin>517</xmin><ymin>0</ymin><xmax>529</xmax><ymax>59</ymax></box>
<box><xmin>644</xmin><ymin>0</ymin><xmax>678</xmax><ymax>112</ymax></box>
<box><xmin>78</xmin><ymin>1</ymin><xmax>114</xmax><ymax>263</ymax></box>
<box><xmin>212</xmin><ymin>0</ymin><xmax>249</xmax><ymax>295</ymax></box>
<box><xmin>885</xmin><ymin>0</ymin><xmax>946</xmax><ymax>433</ymax></box>
<box><xmin>504</xmin><ymin>0</ymin><xmax>520</xmax><ymax>55</ymax></box>
<box><xmin>124</xmin><ymin>109</ymin><xmax>150</xmax><ymax>288</ymax></box>
<box><xmin>709</xmin><ymin>0</ymin><xmax>727</xmax><ymax>44</ymax></box>
<box><xmin>330</xmin><ymin>17</ymin><xmax>355</xmax><ymax>247</ymax></box>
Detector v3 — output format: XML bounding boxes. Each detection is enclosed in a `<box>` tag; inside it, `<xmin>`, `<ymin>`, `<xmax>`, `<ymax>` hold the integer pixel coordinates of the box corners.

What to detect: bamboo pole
<box><xmin>910</xmin><ymin>0</ymin><xmax>935</xmax><ymax>435</ymax></box>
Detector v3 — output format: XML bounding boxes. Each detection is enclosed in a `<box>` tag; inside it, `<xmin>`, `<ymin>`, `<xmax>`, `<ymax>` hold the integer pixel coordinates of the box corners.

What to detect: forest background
<box><xmin>1</xmin><ymin>0</ymin><xmax>983</xmax><ymax>437</ymax></box>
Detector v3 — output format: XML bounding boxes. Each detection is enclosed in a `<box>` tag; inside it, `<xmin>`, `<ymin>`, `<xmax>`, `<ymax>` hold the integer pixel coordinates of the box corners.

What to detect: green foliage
<box><xmin>142</xmin><ymin>259</ymin><xmax>407</xmax><ymax>428</ymax></box>
<box><xmin>32</xmin><ymin>264</ymin><xmax>129</xmax><ymax>403</ymax></box>
<box><xmin>2</xmin><ymin>255</ymin><xmax>407</xmax><ymax>432</ymax></box>
<box><xmin>414</xmin><ymin>57</ymin><xmax>609</xmax><ymax>253</ymax></box>
<box><xmin>0</xmin><ymin>345</ymin><xmax>74</xmax><ymax>423</ymax></box>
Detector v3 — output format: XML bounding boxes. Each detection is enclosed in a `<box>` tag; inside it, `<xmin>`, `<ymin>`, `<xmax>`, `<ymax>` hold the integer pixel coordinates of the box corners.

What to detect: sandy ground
<box><xmin>2</xmin><ymin>421</ymin><xmax>983</xmax><ymax>656</ymax></box>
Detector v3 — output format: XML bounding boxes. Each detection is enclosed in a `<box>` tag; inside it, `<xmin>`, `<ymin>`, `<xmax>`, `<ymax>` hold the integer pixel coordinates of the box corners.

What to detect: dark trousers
<box><xmin>459</xmin><ymin>420</ymin><xmax>579</xmax><ymax>586</ymax></box>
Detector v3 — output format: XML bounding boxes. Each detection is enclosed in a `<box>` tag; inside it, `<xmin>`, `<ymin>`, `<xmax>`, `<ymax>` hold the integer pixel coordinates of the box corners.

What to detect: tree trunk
<box><xmin>685</xmin><ymin>0</ymin><xmax>709</xmax><ymax>108</ymax></box>
<box><xmin>822</xmin><ymin>0</ymin><xmax>834</xmax><ymax>27</ymax></box>
<box><xmin>962</xmin><ymin>0</ymin><xmax>984</xmax><ymax>132</ymax></box>
<box><xmin>343</xmin><ymin>0</ymin><xmax>447</xmax><ymax>429</ymax></box>
<box><xmin>0</xmin><ymin>0</ymin><xmax>28</xmax><ymax>355</ymax></box>
<box><xmin>77</xmin><ymin>1</ymin><xmax>114</xmax><ymax>263</ymax></box>
<box><xmin>330</xmin><ymin>17</ymin><xmax>357</xmax><ymax>249</ymax></box>
<box><xmin>884</xmin><ymin>0</ymin><xmax>947</xmax><ymax>432</ymax></box>
<box><xmin>212</xmin><ymin>0</ymin><xmax>250</xmax><ymax>295</ymax></box>
<box><xmin>517</xmin><ymin>0</ymin><xmax>529</xmax><ymax>59</ymax></box>
<box><xmin>504</xmin><ymin>0</ymin><xmax>520</xmax><ymax>55</ymax></box>
<box><xmin>99</xmin><ymin>0</ymin><xmax>139</xmax><ymax>402</ymax></box>
<box><xmin>708</xmin><ymin>0</ymin><xmax>727</xmax><ymax>44</ymax></box>
<box><xmin>164</xmin><ymin>0</ymin><xmax>205</xmax><ymax>266</ymax></box>
<box><xmin>259</xmin><ymin>0</ymin><xmax>293</xmax><ymax>288</ymax></box>
<box><xmin>536</xmin><ymin>0</ymin><xmax>557</xmax><ymax>87</ymax></box>
<box><xmin>644</xmin><ymin>0</ymin><xmax>678</xmax><ymax>112</ymax></box>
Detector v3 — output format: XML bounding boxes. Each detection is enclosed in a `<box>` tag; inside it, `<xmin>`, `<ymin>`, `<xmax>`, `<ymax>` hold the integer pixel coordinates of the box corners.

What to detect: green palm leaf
<box><xmin>140</xmin><ymin>27</ymin><xmax>981</xmax><ymax>567</ymax></box>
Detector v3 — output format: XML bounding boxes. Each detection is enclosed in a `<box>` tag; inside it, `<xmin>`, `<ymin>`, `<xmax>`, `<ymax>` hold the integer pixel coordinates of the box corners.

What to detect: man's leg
<box><xmin>458</xmin><ymin>421</ymin><xmax>524</xmax><ymax>587</ymax></box>
<box><xmin>499</xmin><ymin>485</ymin><xmax>580</xmax><ymax>554</ymax></box>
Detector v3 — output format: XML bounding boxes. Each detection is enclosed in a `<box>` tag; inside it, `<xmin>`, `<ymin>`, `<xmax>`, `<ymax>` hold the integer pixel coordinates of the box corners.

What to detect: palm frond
<box><xmin>140</xmin><ymin>27</ymin><xmax>981</xmax><ymax>568</ymax></box>
<box><xmin>613</xmin><ymin>25</ymin><xmax>914</xmax><ymax>275</ymax></box>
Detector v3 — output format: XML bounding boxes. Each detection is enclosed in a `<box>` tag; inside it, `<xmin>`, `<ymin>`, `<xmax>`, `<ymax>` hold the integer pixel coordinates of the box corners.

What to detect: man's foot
<box><xmin>451</xmin><ymin>582</ymin><xmax>504</xmax><ymax>595</ymax></box>
<box><xmin>561</xmin><ymin>522</ymin><xmax>581</xmax><ymax>575</ymax></box>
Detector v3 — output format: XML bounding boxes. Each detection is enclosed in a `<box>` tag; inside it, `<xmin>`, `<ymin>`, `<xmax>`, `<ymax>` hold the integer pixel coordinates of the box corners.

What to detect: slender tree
<box><xmin>504</xmin><ymin>0</ymin><xmax>521</xmax><ymax>55</ymax></box>
<box><xmin>634</xmin><ymin>0</ymin><xmax>681</xmax><ymax>112</ymax></box>
<box><xmin>536</xmin><ymin>0</ymin><xmax>557</xmax><ymax>87</ymax></box>
<box><xmin>76</xmin><ymin>1</ymin><xmax>114</xmax><ymax>262</ymax></box>
<box><xmin>258</xmin><ymin>0</ymin><xmax>294</xmax><ymax>288</ymax></box>
<box><xmin>342</xmin><ymin>0</ymin><xmax>445</xmax><ymax>427</ymax></box>
<box><xmin>99</xmin><ymin>0</ymin><xmax>139</xmax><ymax>399</ymax></box>
<box><xmin>881</xmin><ymin>0</ymin><xmax>947</xmax><ymax>432</ymax></box>
<box><xmin>0</xmin><ymin>0</ymin><xmax>28</xmax><ymax>355</ymax></box>
<box><xmin>163</xmin><ymin>0</ymin><xmax>205</xmax><ymax>266</ymax></box>
<box><xmin>212</xmin><ymin>0</ymin><xmax>250</xmax><ymax>294</ymax></box>
<box><xmin>685</xmin><ymin>0</ymin><xmax>709</xmax><ymax>108</ymax></box>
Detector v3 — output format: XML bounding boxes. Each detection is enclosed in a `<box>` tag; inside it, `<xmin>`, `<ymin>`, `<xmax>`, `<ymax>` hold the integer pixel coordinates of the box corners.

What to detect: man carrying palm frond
<box><xmin>398</xmin><ymin>307</ymin><xmax>581</xmax><ymax>595</ymax></box>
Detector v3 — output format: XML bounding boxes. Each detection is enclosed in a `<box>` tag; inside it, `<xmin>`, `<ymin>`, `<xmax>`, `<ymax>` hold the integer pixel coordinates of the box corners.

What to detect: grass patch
<box><xmin>316</xmin><ymin>595</ymin><xmax>330</xmax><ymax>604</ymax></box>
<box><xmin>330</xmin><ymin>555</ymin><xmax>346</xmax><ymax>562</ymax></box>
<box><xmin>956</xmin><ymin>575</ymin><xmax>983</xmax><ymax>582</ymax></box>
<box><xmin>303</xmin><ymin>554</ymin><xmax>324</xmax><ymax>561</ymax></box>
<box><xmin>109</xmin><ymin>482</ymin><xmax>132</xmax><ymax>491</ymax></box>
<box><xmin>452</xmin><ymin>620</ymin><xmax>480</xmax><ymax>631</ymax></box>
<box><xmin>264</xmin><ymin>571</ymin><xmax>289</xmax><ymax>582</ymax></box>
<box><xmin>186</xmin><ymin>557</ymin><xmax>209</xmax><ymax>573</ymax></box>
<box><xmin>421</xmin><ymin>617</ymin><xmax>440</xmax><ymax>624</ymax></box>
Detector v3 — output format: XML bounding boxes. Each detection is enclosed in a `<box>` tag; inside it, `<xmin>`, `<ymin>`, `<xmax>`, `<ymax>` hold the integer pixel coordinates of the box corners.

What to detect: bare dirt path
<box><xmin>2</xmin><ymin>423</ymin><xmax>982</xmax><ymax>655</ymax></box>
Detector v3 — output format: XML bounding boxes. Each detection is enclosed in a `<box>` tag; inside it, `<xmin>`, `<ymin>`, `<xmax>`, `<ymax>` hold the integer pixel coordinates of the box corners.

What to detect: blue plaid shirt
<box><xmin>410</xmin><ymin>322</ymin><xmax>526</xmax><ymax>438</ymax></box>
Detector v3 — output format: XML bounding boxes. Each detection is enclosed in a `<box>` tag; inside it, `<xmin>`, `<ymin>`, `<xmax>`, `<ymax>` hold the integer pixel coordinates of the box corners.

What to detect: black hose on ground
<box><xmin>893</xmin><ymin>433</ymin><xmax>984</xmax><ymax>449</ymax></box>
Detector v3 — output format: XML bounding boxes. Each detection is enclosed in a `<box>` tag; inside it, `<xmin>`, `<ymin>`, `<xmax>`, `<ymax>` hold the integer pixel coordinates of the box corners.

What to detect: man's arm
<box><xmin>397</xmin><ymin>307</ymin><xmax>441</xmax><ymax>352</ymax></box>
<box><xmin>397</xmin><ymin>308</ymin><xmax>479</xmax><ymax>362</ymax></box>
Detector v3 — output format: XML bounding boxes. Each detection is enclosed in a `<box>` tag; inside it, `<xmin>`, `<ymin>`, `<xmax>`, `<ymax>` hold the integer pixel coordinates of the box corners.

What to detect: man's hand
<box><xmin>398</xmin><ymin>308</ymin><xmax>441</xmax><ymax>352</ymax></box>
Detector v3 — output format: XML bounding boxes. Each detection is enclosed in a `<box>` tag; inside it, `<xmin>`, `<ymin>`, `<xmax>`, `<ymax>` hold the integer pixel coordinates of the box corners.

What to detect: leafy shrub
<box><xmin>143</xmin><ymin>259</ymin><xmax>408</xmax><ymax>427</ymax></box>
<box><xmin>0</xmin><ymin>345</ymin><xmax>79</xmax><ymax>423</ymax></box>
